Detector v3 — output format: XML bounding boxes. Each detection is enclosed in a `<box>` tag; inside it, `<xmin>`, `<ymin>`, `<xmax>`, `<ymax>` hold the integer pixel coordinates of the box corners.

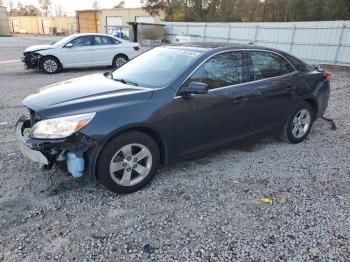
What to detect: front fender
<box><xmin>36</xmin><ymin>50</ymin><xmax>63</xmax><ymax>67</ymax></box>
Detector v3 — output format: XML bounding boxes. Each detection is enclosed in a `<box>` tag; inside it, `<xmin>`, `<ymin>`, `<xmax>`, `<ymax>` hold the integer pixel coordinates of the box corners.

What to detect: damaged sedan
<box><xmin>16</xmin><ymin>43</ymin><xmax>331</xmax><ymax>193</ymax></box>
<box><xmin>22</xmin><ymin>33</ymin><xmax>140</xmax><ymax>74</ymax></box>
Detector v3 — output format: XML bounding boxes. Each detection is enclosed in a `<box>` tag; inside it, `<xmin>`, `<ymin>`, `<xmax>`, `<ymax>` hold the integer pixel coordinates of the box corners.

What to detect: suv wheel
<box><xmin>40</xmin><ymin>56</ymin><xmax>61</xmax><ymax>74</ymax></box>
<box><xmin>97</xmin><ymin>131</ymin><xmax>160</xmax><ymax>193</ymax></box>
<box><xmin>279</xmin><ymin>101</ymin><xmax>314</xmax><ymax>143</ymax></box>
<box><xmin>112</xmin><ymin>54</ymin><xmax>128</xmax><ymax>69</ymax></box>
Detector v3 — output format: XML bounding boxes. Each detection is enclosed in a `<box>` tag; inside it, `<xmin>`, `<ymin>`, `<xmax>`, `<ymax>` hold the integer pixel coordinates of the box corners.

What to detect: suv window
<box><xmin>248</xmin><ymin>51</ymin><xmax>294</xmax><ymax>81</ymax></box>
<box><xmin>190</xmin><ymin>52</ymin><xmax>243</xmax><ymax>90</ymax></box>
<box><xmin>68</xmin><ymin>36</ymin><xmax>93</xmax><ymax>47</ymax></box>
<box><xmin>95</xmin><ymin>36</ymin><xmax>120</xmax><ymax>45</ymax></box>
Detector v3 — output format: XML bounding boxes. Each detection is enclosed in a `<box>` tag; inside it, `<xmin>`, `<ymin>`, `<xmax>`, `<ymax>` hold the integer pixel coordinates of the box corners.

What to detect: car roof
<box><xmin>166</xmin><ymin>42</ymin><xmax>281</xmax><ymax>53</ymax></box>
<box><xmin>70</xmin><ymin>33</ymin><xmax>121</xmax><ymax>38</ymax></box>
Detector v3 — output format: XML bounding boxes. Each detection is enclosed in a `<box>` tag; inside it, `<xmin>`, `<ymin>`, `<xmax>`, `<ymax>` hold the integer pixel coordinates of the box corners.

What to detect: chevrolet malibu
<box><xmin>16</xmin><ymin>43</ymin><xmax>331</xmax><ymax>193</ymax></box>
<box><xmin>22</xmin><ymin>33</ymin><xmax>140</xmax><ymax>74</ymax></box>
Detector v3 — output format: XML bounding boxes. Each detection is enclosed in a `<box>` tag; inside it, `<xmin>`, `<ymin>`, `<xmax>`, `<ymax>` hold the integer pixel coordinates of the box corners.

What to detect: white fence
<box><xmin>164</xmin><ymin>20</ymin><xmax>350</xmax><ymax>66</ymax></box>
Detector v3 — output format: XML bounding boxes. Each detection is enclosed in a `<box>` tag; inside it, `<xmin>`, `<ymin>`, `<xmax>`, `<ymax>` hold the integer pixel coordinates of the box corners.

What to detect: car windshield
<box><xmin>111</xmin><ymin>47</ymin><xmax>201</xmax><ymax>88</ymax></box>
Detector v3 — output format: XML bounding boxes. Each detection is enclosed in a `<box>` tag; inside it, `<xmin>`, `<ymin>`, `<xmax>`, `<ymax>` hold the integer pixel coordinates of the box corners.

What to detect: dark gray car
<box><xmin>16</xmin><ymin>43</ymin><xmax>331</xmax><ymax>193</ymax></box>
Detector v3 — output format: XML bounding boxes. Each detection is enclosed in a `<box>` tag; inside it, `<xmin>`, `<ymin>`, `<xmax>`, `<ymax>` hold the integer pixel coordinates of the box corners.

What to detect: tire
<box><xmin>97</xmin><ymin>131</ymin><xmax>160</xmax><ymax>194</ymax></box>
<box><xmin>279</xmin><ymin>101</ymin><xmax>314</xmax><ymax>144</ymax></box>
<box><xmin>40</xmin><ymin>56</ymin><xmax>61</xmax><ymax>74</ymax></box>
<box><xmin>112</xmin><ymin>54</ymin><xmax>129</xmax><ymax>69</ymax></box>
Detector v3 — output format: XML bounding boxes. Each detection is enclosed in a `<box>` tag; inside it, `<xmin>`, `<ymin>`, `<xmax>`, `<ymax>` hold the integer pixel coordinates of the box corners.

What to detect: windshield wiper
<box><xmin>113</xmin><ymin>78</ymin><xmax>138</xmax><ymax>86</ymax></box>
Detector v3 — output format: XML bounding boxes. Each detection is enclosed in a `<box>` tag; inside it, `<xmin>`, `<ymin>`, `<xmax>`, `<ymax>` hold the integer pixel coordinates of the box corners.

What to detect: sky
<box><xmin>3</xmin><ymin>0</ymin><xmax>143</xmax><ymax>16</ymax></box>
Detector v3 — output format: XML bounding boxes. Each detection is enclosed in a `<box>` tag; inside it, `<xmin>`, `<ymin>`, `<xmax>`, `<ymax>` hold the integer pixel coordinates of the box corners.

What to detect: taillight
<box><xmin>324</xmin><ymin>71</ymin><xmax>332</xmax><ymax>81</ymax></box>
<box><xmin>133</xmin><ymin>46</ymin><xmax>140</xmax><ymax>51</ymax></box>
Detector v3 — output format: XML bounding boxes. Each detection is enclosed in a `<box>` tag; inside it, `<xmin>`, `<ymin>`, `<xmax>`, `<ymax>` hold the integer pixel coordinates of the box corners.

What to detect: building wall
<box><xmin>0</xmin><ymin>6</ymin><xmax>10</xmax><ymax>36</ymax></box>
<box><xmin>99</xmin><ymin>8</ymin><xmax>165</xmax><ymax>35</ymax></box>
<box><xmin>8</xmin><ymin>16</ymin><xmax>76</xmax><ymax>35</ymax></box>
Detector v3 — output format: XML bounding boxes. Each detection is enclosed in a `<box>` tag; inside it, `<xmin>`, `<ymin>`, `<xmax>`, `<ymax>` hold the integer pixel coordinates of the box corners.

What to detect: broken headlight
<box><xmin>32</xmin><ymin>52</ymin><xmax>42</xmax><ymax>58</ymax></box>
<box><xmin>30</xmin><ymin>112</ymin><xmax>96</xmax><ymax>139</ymax></box>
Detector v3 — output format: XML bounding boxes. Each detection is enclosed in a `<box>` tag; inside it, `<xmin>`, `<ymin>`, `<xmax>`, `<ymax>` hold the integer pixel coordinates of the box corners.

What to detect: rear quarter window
<box><xmin>282</xmin><ymin>52</ymin><xmax>313</xmax><ymax>72</ymax></box>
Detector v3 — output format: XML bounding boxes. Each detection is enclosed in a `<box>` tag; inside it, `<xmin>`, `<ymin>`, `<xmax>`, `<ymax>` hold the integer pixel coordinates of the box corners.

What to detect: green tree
<box><xmin>144</xmin><ymin>0</ymin><xmax>350</xmax><ymax>22</ymax></box>
<box><xmin>114</xmin><ymin>1</ymin><xmax>125</xmax><ymax>8</ymax></box>
<box><xmin>93</xmin><ymin>0</ymin><xmax>100</xmax><ymax>9</ymax></box>
<box><xmin>10</xmin><ymin>4</ymin><xmax>42</xmax><ymax>16</ymax></box>
<box><xmin>39</xmin><ymin>0</ymin><xmax>52</xmax><ymax>16</ymax></box>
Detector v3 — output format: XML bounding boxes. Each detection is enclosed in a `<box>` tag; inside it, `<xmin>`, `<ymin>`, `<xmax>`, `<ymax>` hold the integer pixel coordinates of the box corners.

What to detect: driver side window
<box><xmin>67</xmin><ymin>36</ymin><xmax>93</xmax><ymax>47</ymax></box>
<box><xmin>190</xmin><ymin>51</ymin><xmax>243</xmax><ymax>90</ymax></box>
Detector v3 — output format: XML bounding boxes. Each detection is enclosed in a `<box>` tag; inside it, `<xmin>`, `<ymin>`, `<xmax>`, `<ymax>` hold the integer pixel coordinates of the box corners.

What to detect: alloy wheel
<box><xmin>114</xmin><ymin>57</ymin><xmax>127</xmax><ymax>68</ymax></box>
<box><xmin>109</xmin><ymin>143</ymin><xmax>152</xmax><ymax>186</ymax></box>
<box><xmin>292</xmin><ymin>109</ymin><xmax>311</xmax><ymax>139</ymax></box>
<box><xmin>43</xmin><ymin>59</ymin><xmax>58</xmax><ymax>73</ymax></box>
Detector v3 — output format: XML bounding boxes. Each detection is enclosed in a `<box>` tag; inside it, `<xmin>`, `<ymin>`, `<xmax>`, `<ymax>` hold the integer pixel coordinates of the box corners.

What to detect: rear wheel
<box><xmin>112</xmin><ymin>54</ymin><xmax>129</xmax><ymax>69</ymax></box>
<box><xmin>97</xmin><ymin>131</ymin><xmax>160</xmax><ymax>193</ymax></box>
<box><xmin>40</xmin><ymin>56</ymin><xmax>61</xmax><ymax>74</ymax></box>
<box><xmin>279</xmin><ymin>101</ymin><xmax>314</xmax><ymax>143</ymax></box>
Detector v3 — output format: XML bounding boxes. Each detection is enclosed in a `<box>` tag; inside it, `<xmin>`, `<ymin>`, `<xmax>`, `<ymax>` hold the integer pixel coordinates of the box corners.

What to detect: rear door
<box><xmin>60</xmin><ymin>35</ymin><xmax>94</xmax><ymax>67</ymax></box>
<box><xmin>244</xmin><ymin>50</ymin><xmax>298</xmax><ymax>133</ymax></box>
<box><xmin>92</xmin><ymin>35</ymin><xmax>122</xmax><ymax>66</ymax></box>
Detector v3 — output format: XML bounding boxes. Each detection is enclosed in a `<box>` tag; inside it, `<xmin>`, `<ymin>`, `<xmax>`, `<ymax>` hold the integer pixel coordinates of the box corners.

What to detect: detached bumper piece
<box><xmin>16</xmin><ymin>117</ymin><xmax>49</xmax><ymax>165</ymax></box>
<box><xmin>16</xmin><ymin>116</ymin><xmax>96</xmax><ymax>178</ymax></box>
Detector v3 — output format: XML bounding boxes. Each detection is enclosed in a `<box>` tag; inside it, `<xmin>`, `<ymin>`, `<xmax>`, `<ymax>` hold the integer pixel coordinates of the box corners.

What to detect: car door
<box><xmin>173</xmin><ymin>51</ymin><xmax>250</xmax><ymax>157</ymax></box>
<box><xmin>60</xmin><ymin>35</ymin><xmax>94</xmax><ymax>67</ymax></box>
<box><xmin>243</xmin><ymin>50</ymin><xmax>298</xmax><ymax>134</ymax></box>
<box><xmin>92</xmin><ymin>35</ymin><xmax>120</xmax><ymax>66</ymax></box>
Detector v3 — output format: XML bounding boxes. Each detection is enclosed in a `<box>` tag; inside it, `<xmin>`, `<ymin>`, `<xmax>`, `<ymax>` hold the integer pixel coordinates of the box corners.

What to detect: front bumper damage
<box><xmin>16</xmin><ymin>116</ymin><xmax>97</xmax><ymax>178</ymax></box>
<box><xmin>22</xmin><ymin>52</ymin><xmax>41</xmax><ymax>70</ymax></box>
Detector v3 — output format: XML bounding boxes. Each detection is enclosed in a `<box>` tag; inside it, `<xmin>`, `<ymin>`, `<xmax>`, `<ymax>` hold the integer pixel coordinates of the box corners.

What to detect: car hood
<box><xmin>22</xmin><ymin>73</ymin><xmax>154</xmax><ymax>118</ymax></box>
<box><xmin>24</xmin><ymin>44</ymin><xmax>55</xmax><ymax>53</ymax></box>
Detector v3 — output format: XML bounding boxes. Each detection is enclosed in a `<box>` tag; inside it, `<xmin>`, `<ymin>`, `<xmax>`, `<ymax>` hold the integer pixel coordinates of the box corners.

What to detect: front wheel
<box><xmin>97</xmin><ymin>131</ymin><xmax>160</xmax><ymax>194</ymax></box>
<box><xmin>40</xmin><ymin>56</ymin><xmax>61</xmax><ymax>74</ymax></box>
<box><xmin>279</xmin><ymin>101</ymin><xmax>314</xmax><ymax>144</ymax></box>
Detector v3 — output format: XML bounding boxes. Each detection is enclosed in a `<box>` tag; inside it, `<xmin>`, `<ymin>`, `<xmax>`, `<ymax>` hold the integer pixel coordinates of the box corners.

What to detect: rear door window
<box><xmin>190</xmin><ymin>51</ymin><xmax>243</xmax><ymax>90</ymax></box>
<box><xmin>110</xmin><ymin>37</ymin><xmax>121</xmax><ymax>45</ymax></box>
<box><xmin>248</xmin><ymin>51</ymin><xmax>294</xmax><ymax>81</ymax></box>
<box><xmin>94</xmin><ymin>36</ymin><xmax>115</xmax><ymax>45</ymax></box>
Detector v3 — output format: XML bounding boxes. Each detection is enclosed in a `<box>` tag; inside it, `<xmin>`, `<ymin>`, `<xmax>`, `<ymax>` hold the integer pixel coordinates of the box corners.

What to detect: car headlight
<box><xmin>30</xmin><ymin>112</ymin><xmax>96</xmax><ymax>139</ymax></box>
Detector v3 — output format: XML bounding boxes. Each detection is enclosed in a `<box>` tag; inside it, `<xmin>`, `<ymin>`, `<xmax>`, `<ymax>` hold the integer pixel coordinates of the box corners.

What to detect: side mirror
<box><xmin>179</xmin><ymin>82</ymin><xmax>209</xmax><ymax>96</ymax></box>
<box><xmin>65</xmin><ymin>43</ymin><xmax>73</xmax><ymax>48</ymax></box>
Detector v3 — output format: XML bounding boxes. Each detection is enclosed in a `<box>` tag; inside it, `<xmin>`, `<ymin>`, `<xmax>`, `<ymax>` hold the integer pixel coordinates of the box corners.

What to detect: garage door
<box><xmin>78</xmin><ymin>12</ymin><xmax>98</xmax><ymax>33</ymax></box>
<box><xmin>106</xmin><ymin>16</ymin><xmax>122</xmax><ymax>34</ymax></box>
<box><xmin>136</xmin><ymin>16</ymin><xmax>155</xmax><ymax>23</ymax></box>
<box><xmin>106</xmin><ymin>16</ymin><xmax>122</xmax><ymax>27</ymax></box>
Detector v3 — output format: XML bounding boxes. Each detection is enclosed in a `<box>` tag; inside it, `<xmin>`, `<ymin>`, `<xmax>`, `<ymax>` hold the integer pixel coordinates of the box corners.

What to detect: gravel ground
<box><xmin>0</xmin><ymin>36</ymin><xmax>350</xmax><ymax>261</ymax></box>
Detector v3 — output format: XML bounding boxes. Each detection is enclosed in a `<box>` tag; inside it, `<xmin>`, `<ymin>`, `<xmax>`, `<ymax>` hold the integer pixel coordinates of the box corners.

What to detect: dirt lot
<box><xmin>0</xmin><ymin>36</ymin><xmax>350</xmax><ymax>261</ymax></box>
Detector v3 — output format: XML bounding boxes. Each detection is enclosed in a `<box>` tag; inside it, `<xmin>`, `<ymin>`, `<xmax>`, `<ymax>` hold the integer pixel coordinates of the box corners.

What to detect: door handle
<box><xmin>232</xmin><ymin>96</ymin><xmax>244</xmax><ymax>104</ymax></box>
